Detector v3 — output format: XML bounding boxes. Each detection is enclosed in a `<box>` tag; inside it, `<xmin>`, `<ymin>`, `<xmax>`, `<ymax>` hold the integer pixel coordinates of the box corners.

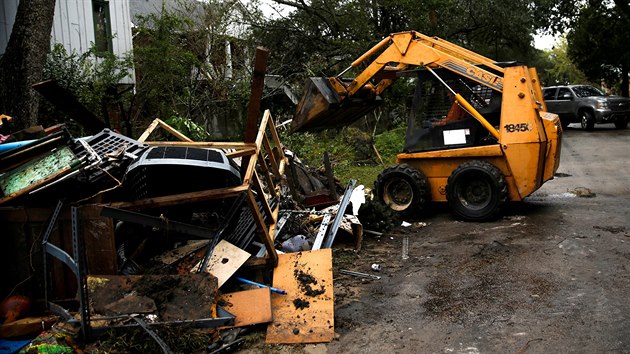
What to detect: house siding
<box><xmin>1</xmin><ymin>0</ymin><xmax>134</xmax><ymax>83</ymax></box>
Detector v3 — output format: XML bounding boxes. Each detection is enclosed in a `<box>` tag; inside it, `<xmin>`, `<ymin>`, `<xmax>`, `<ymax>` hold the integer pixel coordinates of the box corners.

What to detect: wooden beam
<box><xmin>245</xmin><ymin>189</ymin><xmax>277</xmax><ymax>266</ymax></box>
<box><xmin>244</xmin><ymin>47</ymin><xmax>269</xmax><ymax>143</ymax></box>
<box><xmin>107</xmin><ymin>185</ymin><xmax>249</xmax><ymax>210</ymax></box>
<box><xmin>144</xmin><ymin>141</ymin><xmax>255</xmax><ymax>150</ymax></box>
<box><xmin>157</xmin><ymin>119</ymin><xmax>193</xmax><ymax>142</ymax></box>
<box><xmin>137</xmin><ymin>118</ymin><xmax>160</xmax><ymax>143</ymax></box>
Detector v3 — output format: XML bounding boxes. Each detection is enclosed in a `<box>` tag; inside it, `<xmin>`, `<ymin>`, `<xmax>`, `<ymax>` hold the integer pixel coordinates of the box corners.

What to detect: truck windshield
<box><xmin>573</xmin><ymin>85</ymin><xmax>605</xmax><ymax>97</ymax></box>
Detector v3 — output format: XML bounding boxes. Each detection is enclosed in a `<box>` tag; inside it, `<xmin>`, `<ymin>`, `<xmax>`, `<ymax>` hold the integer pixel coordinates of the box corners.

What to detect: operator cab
<box><xmin>403</xmin><ymin>69</ymin><xmax>502</xmax><ymax>153</ymax></box>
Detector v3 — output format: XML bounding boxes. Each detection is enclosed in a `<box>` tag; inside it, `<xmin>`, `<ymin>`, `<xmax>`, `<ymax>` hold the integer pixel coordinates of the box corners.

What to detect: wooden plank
<box><xmin>106</xmin><ymin>184</ymin><xmax>249</xmax><ymax>210</ymax></box>
<box><xmin>244</xmin><ymin>47</ymin><xmax>269</xmax><ymax>143</ymax></box>
<box><xmin>246</xmin><ymin>190</ymin><xmax>277</xmax><ymax>266</ymax></box>
<box><xmin>262</xmin><ymin>134</ymin><xmax>280</xmax><ymax>178</ymax></box>
<box><xmin>144</xmin><ymin>141</ymin><xmax>255</xmax><ymax>150</ymax></box>
<box><xmin>191</xmin><ymin>240</ymin><xmax>251</xmax><ymax>288</ymax></box>
<box><xmin>153</xmin><ymin>240</ymin><xmax>209</xmax><ymax>266</ymax></box>
<box><xmin>157</xmin><ymin>119</ymin><xmax>194</xmax><ymax>142</ymax></box>
<box><xmin>266</xmin><ymin>249</ymin><xmax>334</xmax><ymax>344</ymax></box>
<box><xmin>219</xmin><ymin>288</ymin><xmax>272</xmax><ymax>327</ymax></box>
<box><xmin>137</xmin><ymin>118</ymin><xmax>160</xmax><ymax>143</ymax></box>
<box><xmin>253</xmin><ymin>172</ymin><xmax>273</xmax><ymax>221</ymax></box>
<box><xmin>226</xmin><ymin>148</ymin><xmax>256</xmax><ymax>159</ymax></box>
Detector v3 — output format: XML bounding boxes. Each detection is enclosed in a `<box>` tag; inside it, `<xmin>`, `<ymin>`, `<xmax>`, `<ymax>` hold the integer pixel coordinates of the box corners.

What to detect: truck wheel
<box><xmin>614</xmin><ymin>118</ymin><xmax>628</xmax><ymax>129</ymax></box>
<box><xmin>374</xmin><ymin>164</ymin><xmax>429</xmax><ymax>217</ymax></box>
<box><xmin>446</xmin><ymin>160</ymin><xmax>507</xmax><ymax>221</ymax></box>
<box><xmin>580</xmin><ymin>111</ymin><xmax>595</xmax><ymax>131</ymax></box>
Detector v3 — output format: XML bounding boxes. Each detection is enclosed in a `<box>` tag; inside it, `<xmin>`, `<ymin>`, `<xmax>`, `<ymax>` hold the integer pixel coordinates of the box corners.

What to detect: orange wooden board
<box><xmin>219</xmin><ymin>288</ymin><xmax>273</xmax><ymax>327</ymax></box>
<box><xmin>266</xmin><ymin>249</ymin><xmax>334</xmax><ymax>344</ymax></box>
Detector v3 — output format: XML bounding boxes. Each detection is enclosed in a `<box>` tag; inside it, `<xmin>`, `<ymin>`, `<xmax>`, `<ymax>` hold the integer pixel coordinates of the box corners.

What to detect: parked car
<box><xmin>542</xmin><ymin>85</ymin><xmax>630</xmax><ymax>130</ymax></box>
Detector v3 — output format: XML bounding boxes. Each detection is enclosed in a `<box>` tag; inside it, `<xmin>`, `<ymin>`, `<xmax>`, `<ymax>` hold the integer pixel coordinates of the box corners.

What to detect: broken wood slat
<box><xmin>0</xmin><ymin>316</ymin><xmax>57</xmax><ymax>338</ymax></box>
<box><xmin>262</xmin><ymin>134</ymin><xmax>280</xmax><ymax>179</ymax></box>
<box><xmin>266</xmin><ymin>249</ymin><xmax>334</xmax><ymax>344</ymax></box>
<box><xmin>107</xmin><ymin>184</ymin><xmax>249</xmax><ymax>210</ymax></box>
<box><xmin>226</xmin><ymin>148</ymin><xmax>256</xmax><ymax>159</ymax></box>
<box><xmin>256</xmin><ymin>150</ymin><xmax>276</xmax><ymax>197</ymax></box>
<box><xmin>137</xmin><ymin>118</ymin><xmax>161</xmax><ymax>143</ymax></box>
<box><xmin>153</xmin><ymin>240</ymin><xmax>209</xmax><ymax>266</ymax></box>
<box><xmin>144</xmin><ymin>141</ymin><xmax>255</xmax><ymax>149</ymax></box>
<box><xmin>245</xmin><ymin>189</ymin><xmax>278</xmax><ymax>267</ymax></box>
<box><xmin>253</xmin><ymin>171</ymin><xmax>273</xmax><ymax>221</ymax></box>
<box><xmin>219</xmin><ymin>288</ymin><xmax>272</xmax><ymax>327</ymax></box>
<box><xmin>137</xmin><ymin>118</ymin><xmax>193</xmax><ymax>143</ymax></box>
<box><xmin>192</xmin><ymin>240</ymin><xmax>251</xmax><ymax>288</ymax></box>
<box><xmin>158</xmin><ymin>119</ymin><xmax>193</xmax><ymax>142</ymax></box>
<box><xmin>244</xmin><ymin>47</ymin><xmax>269</xmax><ymax>143</ymax></box>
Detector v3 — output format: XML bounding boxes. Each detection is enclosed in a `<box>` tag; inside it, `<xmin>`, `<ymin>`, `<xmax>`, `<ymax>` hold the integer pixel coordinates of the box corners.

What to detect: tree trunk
<box><xmin>622</xmin><ymin>64</ymin><xmax>629</xmax><ymax>98</ymax></box>
<box><xmin>0</xmin><ymin>0</ymin><xmax>56</xmax><ymax>130</ymax></box>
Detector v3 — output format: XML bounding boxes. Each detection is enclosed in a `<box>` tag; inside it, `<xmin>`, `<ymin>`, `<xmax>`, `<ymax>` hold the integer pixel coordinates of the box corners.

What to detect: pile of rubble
<box><xmin>0</xmin><ymin>109</ymin><xmax>368</xmax><ymax>352</ymax></box>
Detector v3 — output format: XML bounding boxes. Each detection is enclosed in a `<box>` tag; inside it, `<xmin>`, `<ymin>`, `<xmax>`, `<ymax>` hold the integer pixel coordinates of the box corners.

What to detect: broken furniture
<box><xmin>111</xmin><ymin>109</ymin><xmax>288</xmax><ymax>268</ymax></box>
<box><xmin>40</xmin><ymin>202</ymin><xmax>235</xmax><ymax>347</ymax></box>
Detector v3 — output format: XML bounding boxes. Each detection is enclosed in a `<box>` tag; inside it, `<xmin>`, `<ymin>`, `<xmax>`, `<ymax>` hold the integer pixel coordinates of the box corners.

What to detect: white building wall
<box><xmin>1</xmin><ymin>0</ymin><xmax>134</xmax><ymax>83</ymax></box>
<box><xmin>0</xmin><ymin>0</ymin><xmax>20</xmax><ymax>55</ymax></box>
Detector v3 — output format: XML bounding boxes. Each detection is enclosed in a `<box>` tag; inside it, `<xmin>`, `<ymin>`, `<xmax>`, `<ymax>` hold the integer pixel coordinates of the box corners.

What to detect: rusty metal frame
<box><xmin>109</xmin><ymin>110</ymin><xmax>287</xmax><ymax>267</ymax></box>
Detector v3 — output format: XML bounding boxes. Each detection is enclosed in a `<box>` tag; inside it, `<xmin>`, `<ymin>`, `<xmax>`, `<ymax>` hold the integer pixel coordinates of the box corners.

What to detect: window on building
<box><xmin>92</xmin><ymin>0</ymin><xmax>112</xmax><ymax>54</ymax></box>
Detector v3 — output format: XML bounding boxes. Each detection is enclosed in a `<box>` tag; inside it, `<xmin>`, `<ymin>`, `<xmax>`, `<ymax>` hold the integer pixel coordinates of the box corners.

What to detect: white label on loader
<box><xmin>444</xmin><ymin>129</ymin><xmax>468</xmax><ymax>145</ymax></box>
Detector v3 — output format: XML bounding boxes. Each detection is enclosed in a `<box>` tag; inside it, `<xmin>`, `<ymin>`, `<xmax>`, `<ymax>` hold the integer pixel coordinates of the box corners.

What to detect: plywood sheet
<box><xmin>266</xmin><ymin>249</ymin><xmax>334</xmax><ymax>344</ymax></box>
<box><xmin>219</xmin><ymin>288</ymin><xmax>272</xmax><ymax>327</ymax></box>
<box><xmin>192</xmin><ymin>240</ymin><xmax>251</xmax><ymax>288</ymax></box>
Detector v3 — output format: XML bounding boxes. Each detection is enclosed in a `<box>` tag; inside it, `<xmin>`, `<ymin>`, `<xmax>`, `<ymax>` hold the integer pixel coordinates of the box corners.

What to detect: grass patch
<box><xmin>281</xmin><ymin>126</ymin><xmax>406</xmax><ymax>187</ymax></box>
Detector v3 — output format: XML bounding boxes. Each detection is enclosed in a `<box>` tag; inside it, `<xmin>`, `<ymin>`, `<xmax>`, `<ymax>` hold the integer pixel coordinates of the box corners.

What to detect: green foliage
<box><xmin>164</xmin><ymin>116</ymin><xmax>211</xmax><ymax>141</ymax></box>
<box><xmin>281</xmin><ymin>125</ymin><xmax>405</xmax><ymax>187</ymax></box>
<box><xmin>542</xmin><ymin>37</ymin><xmax>588</xmax><ymax>85</ymax></box>
<box><xmin>566</xmin><ymin>3</ymin><xmax>630</xmax><ymax>95</ymax></box>
<box><xmin>41</xmin><ymin>43</ymin><xmax>133</xmax><ymax>133</ymax></box>
<box><xmin>132</xmin><ymin>1</ymin><xmax>258</xmax><ymax>139</ymax></box>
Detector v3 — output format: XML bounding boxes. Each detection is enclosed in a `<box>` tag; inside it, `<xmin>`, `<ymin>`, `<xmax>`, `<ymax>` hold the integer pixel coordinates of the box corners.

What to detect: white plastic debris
<box><xmin>349</xmin><ymin>184</ymin><xmax>366</xmax><ymax>215</ymax></box>
<box><xmin>401</xmin><ymin>221</ymin><xmax>412</xmax><ymax>227</ymax></box>
<box><xmin>281</xmin><ymin>235</ymin><xmax>311</xmax><ymax>252</ymax></box>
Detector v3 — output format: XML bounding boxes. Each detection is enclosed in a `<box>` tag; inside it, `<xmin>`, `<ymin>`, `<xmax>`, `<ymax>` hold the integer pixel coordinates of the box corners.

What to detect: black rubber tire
<box><xmin>614</xmin><ymin>118</ymin><xmax>628</xmax><ymax>129</ymax></box>
<box><xmin>374</xmin><ymin>164</ymin><xmax>429</xmax><ymax>217</ymax></box>
<box><xmin>580</xmin><ymin>110</ymin><xmax>595</xmax><ymax>131</ymax></box>
<box><xmin>446</xmin><ymin>160</ymin><xmax>507</xmax><ymax>221</ymax></box>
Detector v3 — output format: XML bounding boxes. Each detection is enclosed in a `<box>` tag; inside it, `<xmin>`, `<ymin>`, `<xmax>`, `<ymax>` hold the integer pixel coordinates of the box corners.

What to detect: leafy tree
<box><xmin>0</xmin><ymin>0</ymin><xmax>56</xmax><ymax>130</ymax></box>
<box><xmin>40</xmin><ymin>44</ymin><xmax>133</xmax><ymax>134</ymax></box>
<box><xmin>132</xmin><ymin>0</ymin><xmax>260</xmax><ymax>140</ymax></box>
<box><xmin>534</xmin><ymin>0</ymin><xmax>630</xmax><ymax>96</ymax></box>
<box><xmin>541</xmin><ymin>37</ymin><xmax>588</xmax><ymax>86</ymax></box>
<box><xmin>567</xmin><ymin>4</ymin><xmax>630</xmax><ymax>95</ymax></box>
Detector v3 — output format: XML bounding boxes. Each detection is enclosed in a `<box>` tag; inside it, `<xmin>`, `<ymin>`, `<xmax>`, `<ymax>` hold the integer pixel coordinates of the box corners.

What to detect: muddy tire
<box><xmin>580</xmin><ymin>110</ymin><xmax>595</xmax><ymax>131</ymax></box>
<box><xmin>446</xmin><ymin>160</ymin><xmax>507</xmax><ymax>221</ymax></box>
<box><xmin>614</xmin><ymin>118</ymin><xmax>628</xmax><ymax>129</ymax></box>
<box><xmin>374</xmin><ymin>164</ymin><xmax>429</xmax><ymax>217</ymax></box>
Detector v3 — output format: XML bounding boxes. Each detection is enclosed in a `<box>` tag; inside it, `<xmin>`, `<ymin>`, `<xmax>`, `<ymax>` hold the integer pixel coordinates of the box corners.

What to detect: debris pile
<box><xmin>0</xmin><ymin>76</ymin><xmax>372</xmax><ymax>354</ymax></box>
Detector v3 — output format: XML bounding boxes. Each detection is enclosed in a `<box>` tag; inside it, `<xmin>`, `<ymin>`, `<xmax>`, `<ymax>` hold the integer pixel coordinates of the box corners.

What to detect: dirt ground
<box><xmin>241</xmin><ymin>123</ymin><xmax>630</xmax><ymax>353</ymax></box>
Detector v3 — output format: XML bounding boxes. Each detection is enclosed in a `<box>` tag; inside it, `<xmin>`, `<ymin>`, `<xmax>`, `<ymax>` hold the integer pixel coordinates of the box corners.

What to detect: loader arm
<box><xmin>292</xmin><ymin>31</ymin><xmax>509</xmax><ymax>132</ymax></box>
<box><xmin>336</xmin><ymin>31</ymin><xmax>505</xmax><ymax>98</ymax></box>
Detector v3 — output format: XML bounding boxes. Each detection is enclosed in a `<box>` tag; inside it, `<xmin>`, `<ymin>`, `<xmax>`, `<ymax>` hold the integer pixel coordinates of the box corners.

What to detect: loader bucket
<box><xmin>291</xmin><ymin>77</ymin><xmax>382</xmax><ymax>132</ymax></box>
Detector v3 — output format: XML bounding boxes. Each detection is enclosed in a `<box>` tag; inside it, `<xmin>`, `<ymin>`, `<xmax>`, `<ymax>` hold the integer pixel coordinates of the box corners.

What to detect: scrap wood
<box><xmin>88</xmin><ymin>274</ymin><xmax>217</xmax><ymax>321</ymax></box>
<box><xmin>266</xmin><ymin>249</ymin><xmax>334</xmax><ymax>344</ymax></box>
<box><xmin>153</xmin><ymin>240</ymin><xmax>210</xmax><ymax>266</ymax></box>
<box><xmin>0</xmin><ymin>316</ymin><xmax>58</xmax><ymax>338</ymax></box>
<box><xmin>218</xmin><ymin>288</ymin><xmax>272</xmax><ymax>327</ymax></box>
<box><xmin>192</xmin><ymin>240</ymin><xmax>251</xmax><ymax>288</ymax></box>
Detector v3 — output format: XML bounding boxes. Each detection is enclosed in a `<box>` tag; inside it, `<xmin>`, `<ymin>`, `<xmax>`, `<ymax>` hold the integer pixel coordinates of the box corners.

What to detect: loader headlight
<box><xmin>596</xmin><ymin>100</ymin><xmax>609</xmax><ymax>109</ymax></box>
